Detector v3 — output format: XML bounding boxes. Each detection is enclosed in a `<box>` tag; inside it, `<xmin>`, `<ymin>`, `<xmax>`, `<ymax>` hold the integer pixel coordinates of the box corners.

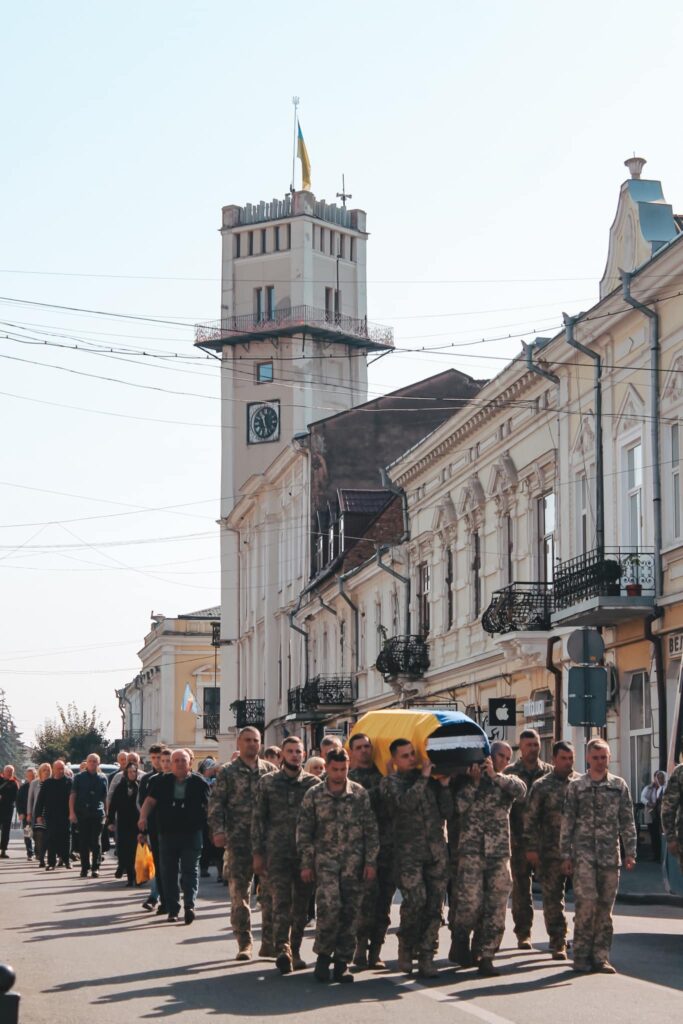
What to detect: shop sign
<box><xmin>668</xmin><ymin>632</ymin><xmax>683</xmax><ymax>659</ymax></box>
<box><xmin>523</xmin><ymin>699</ymin><xmax>546</xmax><ymax>718</ymax></box>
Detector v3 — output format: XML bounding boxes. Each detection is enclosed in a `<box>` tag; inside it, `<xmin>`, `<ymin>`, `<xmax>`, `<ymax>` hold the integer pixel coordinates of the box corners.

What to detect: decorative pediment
<box><xmin>458</xmin><ymin>475</ymin><xmax>485</xmax><ymax>530</ymax></box>
<box><xmin>663</xmin><ymin>354</ymin><xmax>683</xmax><ymax>405</ymax></box>
<box><xmin>431</xmin><ymin>494</ymin><xmax>458</xmax><ymax>536</ymax></box>
<box><xmin>487</xmin><ymin>453</ymin><xmax>518</xmax><ymax>514</ymax></box>
<box><xmin>571</xmin><ymin>415</ymin><xmax>595</xmax><ymax>459</ymax></box>
<box><xmin>615</xmin><ymin>384</ymin><xmax>646</xmax><ymax>435</ymax></box>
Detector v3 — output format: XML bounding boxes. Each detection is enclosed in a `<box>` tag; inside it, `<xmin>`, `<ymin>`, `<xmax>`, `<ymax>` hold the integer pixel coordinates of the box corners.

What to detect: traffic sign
<box><xmin>567</xmin><ymin>666</ymin><xmax>607</xmax><ymax>726</ymax></box>
<box><xmin>567</xmin><ymin>628</ymin><xmax>605</xmax><ymax>664</ymax></box>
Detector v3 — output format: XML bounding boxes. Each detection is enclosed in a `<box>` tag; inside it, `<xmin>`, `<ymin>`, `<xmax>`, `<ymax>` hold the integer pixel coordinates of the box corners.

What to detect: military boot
<box><xmin>367</xmin><ymin>942</ymin><xmax>386</xmax><ymax>969</ymax></box>
<box><xmin>417</xmin><ymin>955</ymin><xmax>439</xmax><ymax>979</ymax></box>
<box><xmin>551</xmin><ymin>945</ymin><xmax>568</xmax><ymax>961</ymax></box>
<box><xmin>397</xmin><ymin>941</ymin><xmax>413</xmax><ymax>974</ymax></box>
<box><xmin>258</xmin><ymin>941</ymin><xmax>276</xmax><ymax>958</ymax></box>
<box><xmin>236</xmin><ymin>935</ymin><xmax>253</xmax><ymax>961</ymax></box>
<box><xmin>477</xmin><ymin>958</ymin><xmax>500</xmax><ymax>977</ymax></box>
<box><xmin>333</xmin><ymin>960</ymin><xmax>354</xmax><ymax>983</ymax></box>
<box><xmin>276</xmin><ymin>951</ymin><xmax>293</xmax><ymax>975</ymax></box>
<box><xmin>450</xmin><ymin>933</ymin><xmax>473</xmax><ymax>968</ymax></box>
<box><xmin>353</xmin><ymin>938</ymin><xmax>369</xmax><ymax>968</ymax></box>
<box><xmin>314</xmin><ymin>954</ymin><xmax>332</xmax><ymax>983</ymax></box>
<box><xmin>291</xmin><ymin>947</ymin><xmax>307</xmax><ymax>971</ymax></box>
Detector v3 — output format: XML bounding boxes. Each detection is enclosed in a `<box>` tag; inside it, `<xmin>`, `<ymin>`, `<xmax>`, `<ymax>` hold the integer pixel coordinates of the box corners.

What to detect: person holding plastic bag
<box><xmin>107</xmin><ymin>763</ymin><xmax>141</xmax><ymax>886</ymax></box>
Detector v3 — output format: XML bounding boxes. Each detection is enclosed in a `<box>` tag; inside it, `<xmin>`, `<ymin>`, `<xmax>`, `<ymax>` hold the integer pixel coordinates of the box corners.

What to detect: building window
<box><xmin>338</xmin><ymin>234</ymin><xmax>345</xmax><ymax>259</ymax></box>
<box><xmin>350</xmin><ymin>237</ymin><xmax>356</xmax><ymax>262</ymax></box>
<box><xmin>628</xmin><ymin>670</ymin><xmax>652</xmax><ymax>796</ymax></box>
<box><xmin>504</xmin><ymin>514</ymin><xmax>513</xmax><ymax>585</ymax></box>
<box><xmin>471</xmin><ymin>533</ymin><xmax>481</xmax><ymax>618</ymax></box>
<box><xmin>672</xmin><ymin>424</ymin><xmax>681</xmax><ymax>539</ymax></box>
<box><xmin>274</xmin><ymin>225</ymin><xmax>280</xmax><ymax>251</ymax></box>
<box><xmin>266</xmin><ymin>286</ymin><xmax>275</xmax><ymax>319</ymax></box>
<box><xmin>577</xmin><ymin>475</ymin><xmax>589</xmax><ymax>554</ymax></box>
<box><xmin>445</xmin><ymin>547</ymin><xmax>454</xmax><ymax>630</ymax></box>
<box><xmin>391</xmin><ymin>589</ymin><xmax>400</xmax><ymax>635</ymax></box>
<box><xmin>286</xmin><ymin>224</ymin><xmax>291</xmax><ymax>249</ymax></box>
<box><xmin>538</xmin><ymin>492</ymin><xmax>555</xmax><ymax>582</ymax></box>
<box><xmin>417</xmin><ymin>562</ymin><xmax>430</xmax><ymax>636</ymax></box>
<box><xmin>248</xmin><ymin>231</ymin><xmax>254</xmax><ymax>256</ymax></box>
<box><xmin>328</xmin><ymin>522</ymin><xmax>336</xmax><ymax>561</ymax></box>
<box><xmin>329</xmin><ymin>231</ymin><xmax>335</xmax><ymax>256</ymax></box>
<box><xmin>316</xmin><ymin>534</ymin><xmax>325</xmax><ymax>573</ymax></box>
<box><xmin>256</xmin><ymin>361</ymin><xmax>273</xmax><ymax>384</ymax></box>
<box><xmin>339</xmin><ymin>515</ymin><xmax>345</xmax><ymax>552</ymax></box>
<box><xmin>254</xmin><ymin>288</ymin><xmax>263</xmax><ymax>321</ymax></box>
<box><xmin>627</xmin><ymin>443</ymin><xmax>643</xmax><ymax>548</ymax></box>
<box><xmin>261</xmin><ymin>228</ymin><xmax>267</xmax><ymax>254</ymax></box>
<box><xmin>325</xmin><ymin>287</ymin><xmax>334</xmax><ymax>319</ymax></box>
<box><xmin>234</xmin><ymin>233</ymin><xmax>241</xmax><ymax>258</ymax></box>
<box><xmin>321</xmin><ymin>228</ymin><xmax>327</xmax><ymax>253</ymax></box>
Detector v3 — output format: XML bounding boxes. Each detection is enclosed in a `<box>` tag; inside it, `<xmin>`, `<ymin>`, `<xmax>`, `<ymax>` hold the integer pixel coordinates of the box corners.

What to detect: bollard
<box><xmin>0</xmin><ymin>964</ymin><xmax>19</xmax><ymax>1024</ymax></box>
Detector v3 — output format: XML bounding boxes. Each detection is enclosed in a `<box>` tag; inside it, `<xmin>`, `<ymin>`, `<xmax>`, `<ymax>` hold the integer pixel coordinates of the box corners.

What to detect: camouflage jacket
<box><xmin>379</xmin><ymin>770</ymin><xmax>452</xmax><ymax>865</ymax></box>
<box><xmin>662</xmin><ymin>763</ymin><xmax>683</xmax><ymax>846</ymax></box>
<box><xmin>524</xmin><ymin>770</ymin><xmax>580</xmax><ymax>861</ymax></box>
<box><xmin>454</xmin><ymin>772</ymin><xmax>526</xmax><ymax>860</ymax></box>
<box><xmin>348</xmin><ymin>764</ymin><xmax>393</xmax><ymax>849</ymax></box>
<box><xmin>297</xmin><ymin>779</ymin><xmax>380</xmax><ymax>874</ymax></box>
<box><xmin>504</xmin><ymin>758</ymin><xmax>552</xmax><ymax>849</ymax></box>
<box><xmin>207</xmin><ymin>757</ymin><xmax>274</xmax><ymax>850</ymax></box>
<box><xmin>251</xmin><ymin>767</ymin><xmax>320</xmax><ymax>863</ymax></box>
<box><xmin>559</xmin><ymin>772</ymin><xmax>637</xmax><ymax>866</ymax></box>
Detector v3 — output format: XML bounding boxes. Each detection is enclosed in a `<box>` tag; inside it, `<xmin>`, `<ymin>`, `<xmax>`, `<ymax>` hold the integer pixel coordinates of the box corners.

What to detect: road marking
<box><xmin>393</xmin><ymin>977</ymin><xmax>516</xmax><ymax>1024</ymax></box>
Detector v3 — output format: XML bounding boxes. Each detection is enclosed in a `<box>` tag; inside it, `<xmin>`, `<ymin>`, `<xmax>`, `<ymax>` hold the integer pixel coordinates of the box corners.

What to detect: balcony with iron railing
<box><xmin>203</xmin><ymin>713</ymin><xmax>220</xmax><ymax>740</ymax></box>
<box><xmin>551</xmin><ymin>546</ymin><xmax>655</xmax><ymax>627</ymax></box>
<box><xmin>230</xmin><ymin>699</ymin><xmax>265</xmax><ymax>730</ymax></box>
<box><xmin>482</xmin><ymin>582</ymin><xmax>554</xmax><ymax>635</ymax></box>
<box><xmin>376</xmin><ymin>635</ymin><xmax>430</xmax><ymax>680</ymax></box>
<box><xmin>195</xmin><ymin>306</ymin><xmax>394</xmax><ymax>351</ymax></box>
<box><xmin>287</xmin><ymin>677</ymin><xmax>357</xmax><ymax>717</ymax></box>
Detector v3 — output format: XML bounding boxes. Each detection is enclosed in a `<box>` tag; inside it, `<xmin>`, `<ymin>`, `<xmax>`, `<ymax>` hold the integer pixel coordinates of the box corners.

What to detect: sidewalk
<box><xmin>616</xmin><ymin>857</ymin><xmax>683</xmax><ymax>907</ymax></box>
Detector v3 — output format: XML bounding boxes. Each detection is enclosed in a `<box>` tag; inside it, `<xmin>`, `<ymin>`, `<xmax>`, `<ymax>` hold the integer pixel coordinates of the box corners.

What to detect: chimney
<box><xmin>624</xmin><ymin>156</ymin><xmax>647</xmax><ymax>180</ymax></box>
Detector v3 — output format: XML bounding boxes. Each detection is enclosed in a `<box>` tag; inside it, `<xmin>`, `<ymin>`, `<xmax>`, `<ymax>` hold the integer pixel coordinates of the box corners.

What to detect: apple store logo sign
<box><xmin>488</xmin><ymin>697</ymin><xmax>516</xmax><ymax>727</ymax></box>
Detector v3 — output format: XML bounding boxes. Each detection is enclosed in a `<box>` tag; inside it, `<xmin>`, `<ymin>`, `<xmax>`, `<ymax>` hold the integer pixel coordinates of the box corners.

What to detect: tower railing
<box><xmin>195</xmin><ymin>306</ymin><xmax>394</xmax><ymax>348</ymax></box>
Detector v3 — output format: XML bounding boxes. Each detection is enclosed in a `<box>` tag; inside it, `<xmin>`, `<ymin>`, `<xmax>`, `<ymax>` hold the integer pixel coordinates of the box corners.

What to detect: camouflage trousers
<box><xmin>572</xmin><ymin>861</ymin><xmax>619</xmax><ymax>965</ymax></box>
<box><xmin>268</xmin><ymin>856</ymin><xmax>314</xmax><ymax>957</ymax></box>
<box><xmin>314</xmin><ymin>867</ymin><xmax>363</xmax><ymax>961</ymax></box>
<box><xmin>396</xmin><ymin>851</ymin><xmax>449</xmax><ymax>957</ymax></box>
<box><xmin>510</xmin><ymin>848</ymin><xmax>534</xmax><ymax>939</ymax></box>
<box><xmin>447</xmin><ymin>849</ymin><xmax>459</xmax><ymax>930</ymax></box>
<box><xmin>538</xmin><ymin>859</ymin><xmax>571</xmax><ymax>950</ymax></box>
<box><xmin>355</xmin><ymin>853</ymin><xmax>395</xmax><ymax>948</ymax></box>
<box><xmin>224</xmin><ymin>847</ymin><xmax>273</xmax><ymax>945</ymax></box>
<box><xmin>453</xmin><ymin>856</ymin><xmax>512</xmax><ymax>959</ymax></box>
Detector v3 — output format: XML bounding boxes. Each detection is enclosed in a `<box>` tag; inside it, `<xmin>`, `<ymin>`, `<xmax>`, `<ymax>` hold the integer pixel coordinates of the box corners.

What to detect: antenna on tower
<box><xmin>336</xmin><ymin>174</ymin><xmax>352</xmax><ymax>208</ymax></box>
<box><xmin>290</xmin><ymin>96</ymin><xmax>300</xmax><ymax>194</ymax></box>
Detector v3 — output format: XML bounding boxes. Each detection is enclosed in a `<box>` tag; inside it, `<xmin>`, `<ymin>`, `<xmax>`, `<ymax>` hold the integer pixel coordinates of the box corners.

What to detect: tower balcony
<box><xmin>482</xmin><ymin>582</ymin><xmax>554</xmax><ymax>635</ymax></box>
<box><xmin>230</xmin><ymin>698</ymin><xmax>265</xmax><ymax>732</ymax></box>
<box><xmin>194</xmin><ymin>305</ymin><xmax>394</xmax><ymax>352</ymax></box>
<box><xmin>551</xmin><ymin>546</ymin><xmax>655</xmax><ymax>627</ymax></box>
<box><xmin>376</xmin><ymin>635</ymin><xmax>430</xmax><ymax>680</ymax></box>
<box><xmin>203</xmin><ymin>713</ymin><xmax>220</xmax><ymax>740</ymax></box>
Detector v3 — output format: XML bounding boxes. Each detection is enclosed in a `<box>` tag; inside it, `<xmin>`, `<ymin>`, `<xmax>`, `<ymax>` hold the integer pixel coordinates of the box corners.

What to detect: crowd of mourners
<box><xmin>1</xmin><ymin>728</ymin><xmax>683</xmax><ymax>985</ymax></box>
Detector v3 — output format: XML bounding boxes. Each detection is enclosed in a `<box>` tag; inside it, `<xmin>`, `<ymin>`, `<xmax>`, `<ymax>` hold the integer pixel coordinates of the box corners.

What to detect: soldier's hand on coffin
<box><xmin>561</xmin><ymin>858</ymin><xmax>573</xmax><ymax>875</ymax></box>
<box><xmin>421</xmin><ymin>757</ymin><xmax>433</xmax><ymax>778</ymax></box>
<box><xmin>363</xmin><ymin>865</ymin><xmax>377</xmax><ymax>881</ymax></box>
<box><xmin>482</xmin><ymin>756</ymin><xmax>495</xmax><ymax>779</ymax></box>
<box><xmin>212</xmin><ymin>832</ymin><xmax>226</xmax><ymax>848</ymax></box>
<box><xmin>301</xmin><ymin>867</ymin><xmax>315</xmax><ymax>884</ymax></box>
<box><xmin>624</xmin><ymin>856</ymin><xmax>636</xmax><ymax>871</ymax></box>
<box><xmin>467</xmin><ymin>764</ymin><xmax>481</xmax><ymax>783</ymax></box>
<box><xmin>253</xmin><ymin>853</ymin><xmax>267</xmax><ymax>877</ymax></box>
<box><xmin>526</xmin><ymin>851</ymin><xmax>540</xmax><ymax>868</ymax></box>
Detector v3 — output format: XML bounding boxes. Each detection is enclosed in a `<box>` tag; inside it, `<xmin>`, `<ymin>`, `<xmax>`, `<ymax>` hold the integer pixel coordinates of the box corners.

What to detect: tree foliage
<box><xmin>33</xmin><ymin>702</ymin><xmax>112</xmax><ymax>765</ymax></box>
<box><xmin>0</xmin><ymin>689</ymin><xmax>29</xmax><ymax>767</ymax></box>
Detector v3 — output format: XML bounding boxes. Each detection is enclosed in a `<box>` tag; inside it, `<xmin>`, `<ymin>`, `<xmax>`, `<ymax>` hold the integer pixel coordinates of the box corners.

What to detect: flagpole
<box><xmin>291</xmin><ymin>96</ymin><xmax>299</xmax><ymax>193</ymax></box>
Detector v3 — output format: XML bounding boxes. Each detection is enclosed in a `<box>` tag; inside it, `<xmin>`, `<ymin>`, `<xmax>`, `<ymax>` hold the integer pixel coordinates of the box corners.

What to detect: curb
<box><xmin>615</xmin><ymin>891</ymin><xmax>683</xmax><ymax>908</ymax></box>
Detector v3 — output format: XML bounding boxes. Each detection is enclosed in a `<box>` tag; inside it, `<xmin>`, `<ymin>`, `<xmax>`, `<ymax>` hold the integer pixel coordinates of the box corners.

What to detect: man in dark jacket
<box><xmin>69</xmin><ymin>753</ymin><xmax>108</xmax><ymax>878</ymax></box>
<box><xmin>138</xmin><ymin>748</ymin><xmax>209</xmax><ymax>924</ymax></box>
<box><xmin>0</xmin><ymin>765</ymin><xmax>20</xmax><ymax>857</ymax></box>
<box><xmin>35</xmin><ymin>760</ymin><xmax>72</xmax><ymax>869</ymax></box>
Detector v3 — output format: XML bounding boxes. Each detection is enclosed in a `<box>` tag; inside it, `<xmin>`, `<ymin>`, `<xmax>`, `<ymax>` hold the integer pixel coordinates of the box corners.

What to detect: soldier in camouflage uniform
<box><xmin>348</xmin><ymin>733</ymin><xmax>395</xmax><ymax>969</ymax></box>
<box><xmin>207</xmin><ymin>727</ymin><xmax>275</xmax><ymax>961</ymax></box>
<box><xmin>297</xmin><ymin>748</ymin><xmax>379</xmax><ymax>983</ymax></box>
<box><xmin>252</xmin><ymin>736</ymin><xmax>320</xmax><ymax>975</ymax></box>
<box><xmin>524</xmin><ymin>740</ymin><xmax>580</xmax><ymax>960</ymax></box>
<box><xmin>452</xmin><ymin>741</ymin><xmax>526</xmax><ymax>977</ymax></box>
<box><xmin>504</xmin><ymin>728</ymin><xmax>552</xmax><ymax>948</ymax></box>
<box><xmin>662</xmin><ymin>762</ymin><xmax>683</xmax><ymax>870</ymax></box>
<box><xmin>560</xmin><ymin>739</ymin><xmax>637</xmax><ymax>974</ymax></box>
<box><xmin>380</xmin><ymin>738</ymin><xmax>452</xmax><ymax>978</ymax></box>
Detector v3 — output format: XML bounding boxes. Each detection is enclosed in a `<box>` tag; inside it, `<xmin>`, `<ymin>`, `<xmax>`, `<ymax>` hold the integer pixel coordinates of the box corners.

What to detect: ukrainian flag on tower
<box><xmin>297</xmin><ymin>121</ymin><xmax>311</xmax><ymax>191</ymax></box>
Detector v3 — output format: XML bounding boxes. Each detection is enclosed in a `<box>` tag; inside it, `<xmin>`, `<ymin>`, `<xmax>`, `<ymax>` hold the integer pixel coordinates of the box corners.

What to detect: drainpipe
<box><xmin>523</xmin><ymin>339</ymin><xmax>559</xmax><ymax>386</ymax></box>
<box><xmin>622</xmin><ymin>273</ymin><xmax>666</xmax><ymax>768</ymax></box>
<box><xmin>563</xmin><ymin>313</ymin><xmax>604</xmax><ymax>555</ymax></box>
<box><xmin>377</xmin><ymin>545</ymin><xmax>411</xmax><ymax>636</ymax></box>
<box><xmin>338</xmin><ymin>576</ymin><xmax>360</xmax><ymax>673</ymax></box>
<box><xmin>116</xmin><ymin>687</ymin><xmax>132</xmax><ymax>742</ymax></box>
<box><xmin>546</xmin><ymin>636</ymin><xmax>563</xmax><ymax>741</ymax></box>
<box><xmin>319</xmin><ymin>595</ymin><xmax>338</xmax><ymax>617</ymax></box>
<box><xmin>288</xmin><ymin>592</ymin><xmax>309</xmax><ymax>684</ymax></box>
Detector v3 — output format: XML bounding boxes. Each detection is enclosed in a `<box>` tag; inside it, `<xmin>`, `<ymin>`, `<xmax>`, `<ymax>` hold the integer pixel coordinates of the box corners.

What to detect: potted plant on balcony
<box><xmin>621</xmin><ymin>553</ymin><xmax>642</xmax><ymax>597</ymax></box>
<box><xmin>598</xmin><ymin>557</ymin><xmax>622</xmax><ymax>596</ymax></box>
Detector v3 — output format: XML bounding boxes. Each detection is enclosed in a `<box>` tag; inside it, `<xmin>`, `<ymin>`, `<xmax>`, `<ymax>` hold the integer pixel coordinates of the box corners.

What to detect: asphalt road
<box><xmin>2</xmin><ymin>834</ymin><xmax>682</xmax><ymax>1024</ymax></box>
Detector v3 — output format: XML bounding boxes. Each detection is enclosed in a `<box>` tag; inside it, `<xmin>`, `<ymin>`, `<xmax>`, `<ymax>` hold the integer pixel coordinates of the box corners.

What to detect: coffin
<box><xmin>349</xmin><ymin>708</ymin><xmax>490</xmax><ymax>776</ymax></box>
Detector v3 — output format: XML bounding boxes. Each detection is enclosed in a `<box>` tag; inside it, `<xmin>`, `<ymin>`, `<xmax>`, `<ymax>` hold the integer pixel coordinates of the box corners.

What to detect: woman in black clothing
<box><xmin>107</xmin><ymin>763</ymin><xmax>140</xmax><ymax>885</ymax></box>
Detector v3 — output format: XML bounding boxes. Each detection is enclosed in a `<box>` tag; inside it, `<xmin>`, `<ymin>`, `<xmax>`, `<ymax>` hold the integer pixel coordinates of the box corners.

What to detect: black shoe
<box><xmin>63</xmin><ymin>861</ymin><xmax>72</xmax><ymax>869</ymax></box>
<box><xmin>184</xmin><ymin>908</ymin><xmax>195</xmax><ymax>925</ymax></box>
<box><xmin>167</xmin><ymin>913</ymin><xmax>179</xmax><ymax>922</ymax></box>
<box><xmin>91</xmin><ymin>870</ymin><xmax>99</xmax><ymax>878</ymax></box>
<box><xmin>0</xmin><ymin>851</ymin><xmax>9</xmax><ymax>858</ymax></box>
<box><xmin>333</xmin><ymin>960</ymin><xmax>354</xmax><ymax>983</ymax></box>
<box><xmin>478</xmin><ymin>958</ymin><xmax>500</xmax><ymax>977</ymax></box>
<box><xmin>314</xmin><ymin>955</ymin><xmax>332</xmax><ymax>983</ymax></box>
<box><xmin>142</xmin><ymin>899</ymin><xmax>157</xmax><ymax>911</ymax></box>
<box><xmin>115</xmin><ymin>867</ymin><xmax>124</xmax><ymax>879</ymax></box>
<box><xmin>38</xmin><ymin>860</ymin><xmax>45</xmax><ymax>868</ymax></box>
<box><xmin>276</xmin><ymin>952</ymin><xmax>292</xmax><ymax>975</ymax></box>
<box><xmin>80</xmin><ymin>869</ymin><xmax>88</xmax><ymax>878</ymax></box>
<box><xmin>46</xmin><ymin>865</ymin><xmax>55</xmax><ymax>871</ymax></box>
<box><xmin>156</xmin><ymin>905</ymin><xmax>168</xmax><ymax>916</ymax></box>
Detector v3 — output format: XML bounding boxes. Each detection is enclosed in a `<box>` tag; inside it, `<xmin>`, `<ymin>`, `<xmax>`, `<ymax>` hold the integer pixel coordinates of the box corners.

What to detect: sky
<box><xmin>2</xmin><ymin>0</ymin><xmax>683</xmax><ymax>746</ymax></box>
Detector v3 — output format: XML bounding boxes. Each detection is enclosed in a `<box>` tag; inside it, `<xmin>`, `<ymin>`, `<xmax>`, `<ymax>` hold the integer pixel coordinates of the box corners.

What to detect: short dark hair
<box><xmin>264</xmin><ymin>745</ymin><xmax>281</xmax><ymax>758</ymax></box>
<box><xmin>148</xmin><ymin>744</ymin><xmax>163</xmax><ymax>755</ymax></box>
<box><xmin>326</xmin><ymin>748</ymin><xmax>349</xmax><ymax>764</ymax></box>
<box><xmin>349</xmin><ymin>733</ymin><xmax>371</xmax><ymax>749</ymax></box>
<box><xmin>553</xmin><ymin>740</ymin><xmax>574</xmax><ymax>756</ymax></box>
<box><xmin>282</xmin><ymin>736</ymin><xmax>303</xmax><ymax>750</ymax></box>
<box><xmin>160</xmin><ymin>748</ymin><xmax>172</xmax><ymax>757</ymax></box>
<box><xmin>389</xmin><ymin>737</ymin><xmax>411</xmax><ymax>756</ymax></box>
<box><xmin>519</xmin><ymin>729</ymin><xmax>541</xmax><ymax>742</ymax></box>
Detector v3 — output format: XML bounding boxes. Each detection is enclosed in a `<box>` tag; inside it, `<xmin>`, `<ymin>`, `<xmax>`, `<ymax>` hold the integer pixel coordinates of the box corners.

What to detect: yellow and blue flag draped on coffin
<box><xmin>297</xmin><ymin>121</ymin><xmax>311</xmax><ymax>191</ymax></box>
<box><xmin>349</xmin><ymin>709</ymin><xmax>490</xmax><ymax>776</ymax></box>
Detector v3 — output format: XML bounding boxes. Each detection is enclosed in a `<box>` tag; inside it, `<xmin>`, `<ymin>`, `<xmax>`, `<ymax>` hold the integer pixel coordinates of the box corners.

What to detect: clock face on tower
<box><xmin>247</xmin><ymin>400</ymin><xmax>280</xmax><ymax>444</ymax></box>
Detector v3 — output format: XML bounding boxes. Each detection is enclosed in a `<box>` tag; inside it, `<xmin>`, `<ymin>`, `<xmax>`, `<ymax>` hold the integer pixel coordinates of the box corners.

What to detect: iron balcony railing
<box><xmin>230</xmin><ymin>699</ymin><xmax>265</xmax><ymax>730</ymax></box>
<box><xmin>195</xmin><ymin>305</ymin><xmax>394</xmax><ymax>348</ymax></box>
<box><xmin>482</xmin><ymin>582</ymin><xmax>554</xmax><ymax>635</ymax></box>
<box><xmin>376</xmin><ymin>635</ymin><xmax>430</xmax><ymax>680</ymax></box>
<box><xmin>554</xmin><ymin>546</ymin><xmax>655</xmax><ymax>608</ymax></box>
<box><xmin>203</xmin><ymin>713</ymin><xmax>220</xmax><ymax>740</ymax></box>
<box><xmin>121</xmin><ymin>731</ymin><xmax>145</xmax><ymax>749</ymax></box>
<box><xmin>287</xmin><ymin>677</ymin><xmax>357</xmax><ymax>715</ymax></box>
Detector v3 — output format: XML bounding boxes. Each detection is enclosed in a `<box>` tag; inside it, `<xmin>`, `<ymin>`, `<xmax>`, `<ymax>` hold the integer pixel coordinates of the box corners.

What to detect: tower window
<box><xmin>338</xmin><ymin>234</ymin><xmax>345</xmax><ymax>259</ymax></box>
<box><xmin>350</xmin><ymin>237</ymin><xmax>356</xmax><ymax>262</ymax></box>
<box><xmin>256</xmin><ymin>362</ymin><xmax>273</xmax><ymax>384</ymax></box>
<box><xmin>321</xmin><ymin>228</ymin><xmax>327</xmax><ymax>253</ymax></box>
<box><xmin>325</xmin><ymin>288</ymin><xmax>334</xmax><ymax>319</ymax></box>
<box><xmin>254</xmin><ymin>288</ymin><xmax>263</xmax><ymax>321</ymax></box>
<box><xmin>261</xmin><ymin>228</ymin><xmax>267</xmax><ymax>254</ymax></box>
<box><xmin>286</xmin><ymin>224</ymin><xmax>291</xmax><ymax>249</ymax></box>
<box><xmin>274</xmin><ymin>225</ymin><xmax>280</xmax><ymax>251</ymax></box>
<box><xmin>266</xmin><ymin>286</ymin><xmax>275</xmax><ymax>319</ymax></box>
<box><xmin>329</xmin><ymin>231</ymin><xmax>335</xmax><ymax>256</ymax></box>
<box><xmin>248</xmin><ymin>232</ymin><xmax>254</xmax><ymax>256</ymax></box>
<box><xmin>234</xmin><ymin>233</ymin><xmax>241</xmax><ymax>258</ymax></box>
